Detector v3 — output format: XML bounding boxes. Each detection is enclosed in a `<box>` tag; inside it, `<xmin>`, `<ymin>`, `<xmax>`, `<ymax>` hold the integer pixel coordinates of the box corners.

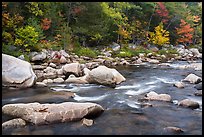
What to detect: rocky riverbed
<box><xmin>2</xmin><ymin>45</ymin><xmax>202</xmax><ymax>135</ymax></box>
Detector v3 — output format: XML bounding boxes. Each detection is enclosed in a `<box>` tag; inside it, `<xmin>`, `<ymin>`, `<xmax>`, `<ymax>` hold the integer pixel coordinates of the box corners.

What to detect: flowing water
<box><xmin>2</xmin><ymin>61</ymin><xmax>202</xmax><ymax>135</ymax></box>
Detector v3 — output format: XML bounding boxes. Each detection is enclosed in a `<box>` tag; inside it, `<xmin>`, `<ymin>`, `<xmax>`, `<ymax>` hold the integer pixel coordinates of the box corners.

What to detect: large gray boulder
<box><xmin>87</xmin><ymin>66</ymin><xmax>126</xmax><ymax>87</ymax></box>
<box><xmin>2</xmin><ymin>54</ymin><xmax>37</xmax><ymax>88</ymax></box>
<box><xmin>2</xmin><ymin>102</ymin><xmax>104</xmax><ymax>125</ymax></box>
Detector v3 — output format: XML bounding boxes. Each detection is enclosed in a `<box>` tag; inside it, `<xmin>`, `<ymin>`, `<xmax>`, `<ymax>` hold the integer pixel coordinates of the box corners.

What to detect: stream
<box><xmin>2</xmin><ymin>60</ymin><xmax>202</xmax><ymax>135</ymax></box>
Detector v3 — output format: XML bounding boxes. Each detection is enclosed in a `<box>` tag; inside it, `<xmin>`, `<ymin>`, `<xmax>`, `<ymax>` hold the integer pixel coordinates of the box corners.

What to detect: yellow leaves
<box><xmin>148</xmin><ymin>22</ymin><xmax>170</xmax><ymax>46</ymax></box>
<box><xmin>193</xmin><ymin>16</ymin><xmax>200</xmax><ymax>23</ymax></box>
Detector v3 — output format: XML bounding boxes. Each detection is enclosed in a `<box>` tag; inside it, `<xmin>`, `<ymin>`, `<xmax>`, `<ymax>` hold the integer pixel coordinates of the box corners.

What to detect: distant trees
<box><xmin>2</xmin><ymin>2</ymin><xmax>202</xmax><ymax>56</ymax></box>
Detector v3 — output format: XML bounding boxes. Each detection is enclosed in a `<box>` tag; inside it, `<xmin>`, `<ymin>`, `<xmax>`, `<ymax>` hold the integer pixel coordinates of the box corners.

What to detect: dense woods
<box><xmin>2</xmin><ymin>2</ymin><xmax>202</xmax><ymax>59</ymax></box>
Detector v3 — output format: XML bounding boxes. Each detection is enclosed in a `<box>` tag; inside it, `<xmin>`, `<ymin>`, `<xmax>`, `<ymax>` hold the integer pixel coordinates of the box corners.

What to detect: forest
<box><xmin>2</xmin><ymin>2</ymin><xmax>202</xmax><ymax>135</ymax></box>
<box><xmin>2</xmin><ymin>2</ymin><xmax>202</xmax><ymax>59</ymax></box>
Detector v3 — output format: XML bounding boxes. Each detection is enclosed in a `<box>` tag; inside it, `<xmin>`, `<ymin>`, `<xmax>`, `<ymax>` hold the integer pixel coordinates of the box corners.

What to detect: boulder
<box><xmin>62</xmin><ymin>63</ymin><xmax>82</xmax><ymax>76</ymax></box>
<box><xmin>2</xmin><ymin>102</ymin><xmax>104</xmax><ymax>125</ymax></box>
<box><xmin>144</xmin><ymin>91</ymin><xmax>172</xmax><ymax>102</ymax></box>
<box><xmin>178</xmin><ymin>99</ymin><xmax>199</xmax><ymax>109</ymax></box>
<box><xmin>87</xmin><ymin>66</ymin><xmax>126</xmax><ymax>87</ymax></box>
<box><xmin>183</xmin><ymin>73</ymin><xmax>202</xmax><ymax>84</ymax></box>
<box><xmin>2</xmin><ymin>54</ymin><xmax>37</xmax><ymax>88</ymax></box>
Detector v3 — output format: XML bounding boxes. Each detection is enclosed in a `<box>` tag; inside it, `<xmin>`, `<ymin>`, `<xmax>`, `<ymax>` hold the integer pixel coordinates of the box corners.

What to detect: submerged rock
<box><xmin>2</xmin><ymin>54</ymin><xmax>37</xmax><ymax>88</ymax></box>
<box><xmin>2</xmin><ymin>102</ymin><xmax>104</xmax><ymax>125</ymax></box>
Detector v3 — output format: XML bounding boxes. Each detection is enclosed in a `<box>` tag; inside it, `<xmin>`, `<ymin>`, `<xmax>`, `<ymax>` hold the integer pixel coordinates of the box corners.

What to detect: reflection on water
<box><xmin>2</xmin><ymin>61</ymin><xmax>202</xmax><ymax>135</ymax></box>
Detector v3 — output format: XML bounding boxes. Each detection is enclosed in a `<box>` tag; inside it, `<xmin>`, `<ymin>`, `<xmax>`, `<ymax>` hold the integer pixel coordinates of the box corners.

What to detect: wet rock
<box><xmin>81</xmin><ymin>118</ymin><xmax>94</xmax><ymax>127</ymax></box>
<box><xmin>194</xmin><ymin>90</ymin><xmax>202</xmax><ymax>96</ymax></box>
<box><xmin>173</xmin><ymin>82</ymin><xmax>185</xmax><ymax>88</ymax></box>
<box><xmin>178</xmin><ymin>99</ymin><xmax>199</xmax><ymax>109</ymax></box>
<box><xmin>2</xmin><ymin>118</ymin><xmax>26</xmax><ymax>129</ymax></box>
<box><xmin>194</xmin><ymin>82</ymin><xmax>202</xmax><ymax>90</ymax></box>
<box><xmin>2</xmin><ymin>102</ymin><xmax>104</xmax><ymax>125</ymax></box>
<box><xmin>53</xmin><ymin>78</ymin><xmax>64</xmax><ymax>83</ymax></box>
<box><xmin>183</xmin><ymin>73</ymin><xmax>202</xmax><ymax>84</ymax></box>
<box><xmin>144</xmin><ymin>91</ymin><xmax>172</xmax><ymax>102</ymax></box>
<box><xmin>2</xmin><ymin>54</ymin><xmax>37</xmax><ymax>88</ymax></box>
<box><xmin>62</xmin><ymin>63</ymin><xmax>81</xmax><ymax>76</ymax></box>
<box><xmin>163</xmin><ymin>126</ymin><xmax>184</xmax><ymax>133</ymax></box>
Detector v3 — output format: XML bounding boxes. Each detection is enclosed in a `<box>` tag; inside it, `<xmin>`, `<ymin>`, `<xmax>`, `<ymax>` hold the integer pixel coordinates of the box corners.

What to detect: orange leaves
<box><xmin>176</xmin><ymin>19</ymin><xmax>194</xmax><ymax>44</ymax></box>
<box><xmin>41</xmin><ymin>18</ymin><xmax>51</xmax><ymax>30</ymax></box>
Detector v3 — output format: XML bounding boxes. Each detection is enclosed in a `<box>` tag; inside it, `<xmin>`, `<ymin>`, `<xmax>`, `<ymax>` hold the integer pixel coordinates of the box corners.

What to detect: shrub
<box><xmin>74</xmin><ymin>46</ymin><xmax>97</xmax><ymax>58</ymax></box>
<box><xmin>14</xmin><ymin>25</ymin><xmax>40</xmax><ymax>51</ymax></box>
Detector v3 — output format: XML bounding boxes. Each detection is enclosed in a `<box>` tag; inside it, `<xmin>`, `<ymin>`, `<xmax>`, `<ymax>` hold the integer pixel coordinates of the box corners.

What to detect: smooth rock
<box><xmin>2</xmin><ymin>54</ymin><xmax>37</xmax><ymax>88</ymax></box>
<box><xmin>2</xmin><ymin>102</ymin><xmax>104</xmax><ymax>125</ymax></box>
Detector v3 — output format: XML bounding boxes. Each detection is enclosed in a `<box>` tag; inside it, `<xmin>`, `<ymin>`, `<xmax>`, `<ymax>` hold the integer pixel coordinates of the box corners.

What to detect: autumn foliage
<box><xmin>41</xmin><ymin>18</ymin><xmax>51</xmax><ymax>30</ymax></box>
<box><xmin>176</xmin><ymin>19</ymin><xmax>194</xmax><ymax>45</ymax></box>
<box><xmin>155</xmin><ymin>2</ymin><xmax>169</xmax><ymax>24</ymax></box>
<box><xmin>148</xmin><ymin>22</ymin><xmax>170</xmax><ymax>47</ymax></box>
